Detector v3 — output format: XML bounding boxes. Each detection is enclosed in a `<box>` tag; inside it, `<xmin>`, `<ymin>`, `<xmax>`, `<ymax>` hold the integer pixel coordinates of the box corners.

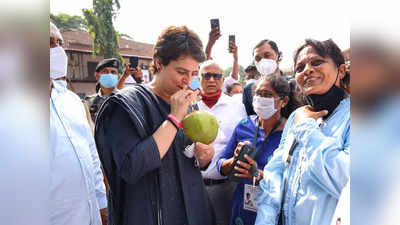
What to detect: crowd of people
<box><xmin>50</xmin><ymin>20</ymin><xmax>350</xmax><ymax>225</ymax></box>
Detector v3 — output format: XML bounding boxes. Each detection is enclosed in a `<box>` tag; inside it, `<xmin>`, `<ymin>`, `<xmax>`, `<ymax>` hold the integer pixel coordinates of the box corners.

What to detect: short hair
<box><xmin>198</xmin><ymin>60</ymin><xmax>223</xmax><ymax>75</ymax></box>
<box><xmin>150</xmin><ymin>26</ymin><xmax>206</xmax><ymax>74</ymax></box>
<box><xmin>253</xmin><ymin>39</ymin><xmax>281</xmax><ymax>61</ymax></box>
<box><xmin>50</xmin><ymin>22</ymin><xmax>62</xmax><ymax>40</ymax></box>
<box><xmin>293</xmin><ymin>39</ymin><xmax>349</xmax><ymax>92</ymax></box>
<box><xmin>226</xmin><ymin>82</ymin><xmax>242</xmax><ymax>94</ymax></box>
<box><xmin>245</xmin><ymin>65</ymin><xmax>257</xmax><ymax>73</ymax></box>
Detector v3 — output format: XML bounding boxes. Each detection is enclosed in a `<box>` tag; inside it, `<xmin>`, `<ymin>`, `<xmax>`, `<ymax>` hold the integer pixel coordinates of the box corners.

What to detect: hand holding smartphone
<box><xmin>129</xmin><ymin>56</ymin><xmax>139</xmax><ymax>69</ymax></box>
<box><xmin>228</xmin><ymin>144</ymin><xmax>256</xmax><ymax>182</ymax></box>
<box><xmin>210</xmin><ymin>18</ymin><xmax>220</xmax><ymax>30</ymax></box>
<box><xmin>229</xmin><ymin>35</ymin><xmax>235</xmax><ymax>51</ymax></box>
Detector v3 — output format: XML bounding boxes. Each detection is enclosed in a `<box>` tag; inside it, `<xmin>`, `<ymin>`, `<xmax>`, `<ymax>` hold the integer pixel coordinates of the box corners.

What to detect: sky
<box><xmin>50</xmin><ymin>0</ymin><xmax>350</xmax><ymax>71</ymax></box>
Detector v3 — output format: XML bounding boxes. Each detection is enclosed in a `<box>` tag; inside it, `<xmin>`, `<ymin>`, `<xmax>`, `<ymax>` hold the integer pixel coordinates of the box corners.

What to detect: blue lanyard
<box><xmin>252</xmin><ymin>116</ymin><xmax>282</xmax><ymax>161</ymax></box>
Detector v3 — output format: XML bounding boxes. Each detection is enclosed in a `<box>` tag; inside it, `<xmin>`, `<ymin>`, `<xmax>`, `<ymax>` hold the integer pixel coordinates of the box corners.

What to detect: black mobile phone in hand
<box><xmin>228</xmin><ymin>144</ymin><xmax>257</xmax><ymax>182</ymax></box>
<box><xmin>129</xmin><ymin>56</ymin><xmax>139</xmax><ymax>68</ymax></box>
<box><xmin>229</xmin><ymin>35</ymin><xmax>235</xmax><ymax>44</ymax></box>
<box><xmin>229</xmin><ymin>35</ymin><xmax>235</xmax><ymax>51</ymax></box>
<box><xmin>210</xmin><ymin>18</ymin><xmax>220</xmax><ymax>30</ymax></box>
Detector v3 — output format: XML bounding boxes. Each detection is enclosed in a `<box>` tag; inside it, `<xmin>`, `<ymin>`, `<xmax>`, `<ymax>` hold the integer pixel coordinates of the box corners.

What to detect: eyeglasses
<box><xmin>201</xmin><ymin>73</ymin><xmax>223</xmax><ymax>80</ymax></box>
<box><xmin>255</xmin><ymin>90</ymin><xmax>281</xmax><ymax>99</ymax></box>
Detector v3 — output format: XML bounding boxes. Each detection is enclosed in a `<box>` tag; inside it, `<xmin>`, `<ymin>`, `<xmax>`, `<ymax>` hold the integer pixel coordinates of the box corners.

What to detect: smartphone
<box><xmin>229</xmin><ymin>35</ymin><xmax>235</xmax><ymax>44</ymax></box>
<box><xmin>129</xmin><ymin>56</ymin><xmax>139</xmax><ymax>68</ymax></box>
<box><xmin>210</xmin><ymin>18</ymin><xmax>220</xmax><ymax>30</ymax></box>
<box><xmin>228</xmin><ymin>144</ymin><xmax>257</xmax><ymax>182</ymax></box>
<box><xmin>229</xmin><ymin>35</ymin><xmax>235</xmax><ymax>51</ymax></box>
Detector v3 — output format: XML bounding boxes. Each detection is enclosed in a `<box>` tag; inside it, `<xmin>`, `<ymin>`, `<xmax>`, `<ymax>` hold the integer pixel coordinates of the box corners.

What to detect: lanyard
<box><xmin>252</xmin><ymin>116</ymin><xmax>282</xmax><ymax>161</ymax></box>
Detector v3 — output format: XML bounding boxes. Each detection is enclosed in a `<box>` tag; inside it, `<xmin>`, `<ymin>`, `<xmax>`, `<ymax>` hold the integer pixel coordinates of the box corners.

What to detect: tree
<box><xmin>119</xmin><ymin>33</ymin><xmax>134</xmax><ymax>40</ymax></box>
<box><xmin>50</xmin><ymin>13</ymin><xmax>87</xmax><ymax>31</ymax></box>
<box><xmin>223</xmin><ymin>65</ymin><xmax>246</xmax><ymax>84</ymax></box>
<box><xmin>82</xmin><ymin>0</ymin><xmax>121</xmax><ymax>60</ymax></box>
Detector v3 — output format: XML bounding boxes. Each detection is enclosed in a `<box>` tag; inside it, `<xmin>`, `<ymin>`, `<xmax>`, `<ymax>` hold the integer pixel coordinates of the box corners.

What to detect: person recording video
<box><xmin>217</xmin><ymin>73</ymin><xmax>300</xmax><ymax>225</ymax></box>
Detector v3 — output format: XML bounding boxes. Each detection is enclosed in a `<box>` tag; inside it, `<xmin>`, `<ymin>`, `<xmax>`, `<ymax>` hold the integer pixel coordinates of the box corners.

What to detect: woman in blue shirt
<box><xmin>255</xmin><ymin>39</ymin><xmax>350</xmax><ymax>225</ymax></box>
<box><xmin>217</xmin><ymin>73</ymin><xmax>301</xmax><ymax>225</ymax></box>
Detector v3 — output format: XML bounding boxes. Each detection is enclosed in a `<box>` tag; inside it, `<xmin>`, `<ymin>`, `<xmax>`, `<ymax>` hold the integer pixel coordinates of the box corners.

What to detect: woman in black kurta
<box><xmin>94</xmin><ymin>26</ymin><xmax>215</xmax><ymax>225</ymax></box>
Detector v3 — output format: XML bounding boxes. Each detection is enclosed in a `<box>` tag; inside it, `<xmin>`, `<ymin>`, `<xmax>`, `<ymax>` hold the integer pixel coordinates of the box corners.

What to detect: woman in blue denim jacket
<box><xmin>217</xmin><ymin>74</ymin><xmax>301</xmax><ymax>225</ymax></box>
<box><xmin>255</xmin><ymin>39</ymin><xmax>350</xmax><ymax>225</ymax></box>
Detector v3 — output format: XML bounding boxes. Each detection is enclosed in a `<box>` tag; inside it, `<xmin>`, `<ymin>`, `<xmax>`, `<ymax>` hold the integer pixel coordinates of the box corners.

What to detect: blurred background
<box><xmin>351</xmin><ymin>12</ymin><xmax>400</xmax><ymax>225</ymax></box>
<box><xmin>0</xmin><ymin>0</ymin><xmax>49</xmax><ymax>225</ymax></box>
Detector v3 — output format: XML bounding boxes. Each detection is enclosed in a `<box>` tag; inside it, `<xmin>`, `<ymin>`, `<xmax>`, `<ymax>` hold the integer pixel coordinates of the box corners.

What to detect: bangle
<box><xmin>167</xmin><ymin>117</ymin><xmax>179</xmax><ymax>130</ymax></box>
<box><xmin>167</xmin><ymin>114</ymin><xmax>182</xmax><ymax>129</ymax></box>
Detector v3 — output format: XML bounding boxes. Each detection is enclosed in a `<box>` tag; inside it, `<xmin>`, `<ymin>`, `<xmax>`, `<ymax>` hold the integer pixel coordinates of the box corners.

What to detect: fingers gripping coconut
<box><xmin>194</xmin><ymin>142</ymin><xmax>215</xmax><ymax>168</ymax></box>
<box><xmin>182</xmin><ymin>110</ymin><xmax>219</xmax><ymax>144</ymax></box>
<box><xmin>182</xmin><ymin>110</ymin><xmax>218</xmax><ymax>168</ymax></box>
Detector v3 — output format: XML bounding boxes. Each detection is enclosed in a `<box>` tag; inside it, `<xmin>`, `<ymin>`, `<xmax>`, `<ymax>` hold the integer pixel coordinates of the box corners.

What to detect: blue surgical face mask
<box><xmin>189</xmin><ymin>76</ymin><xmax>201</xmax><ymax>90</ymax></box>
<box><xmin>99</xmin><ymin>74</ymin><xmax>118</xmax><ymax>88</ymax></box>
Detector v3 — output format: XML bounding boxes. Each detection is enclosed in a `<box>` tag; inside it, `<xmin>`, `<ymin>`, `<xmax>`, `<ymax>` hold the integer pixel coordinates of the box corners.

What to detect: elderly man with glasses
<box><xmin>197</xmin><ymin>60</ymin><xmax>247</xmax><ymax>225</ymax></box>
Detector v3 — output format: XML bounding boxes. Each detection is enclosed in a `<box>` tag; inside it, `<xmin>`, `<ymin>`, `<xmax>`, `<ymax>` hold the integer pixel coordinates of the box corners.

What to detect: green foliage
<box><xmin>119</xmin><ymin>33</ymin><xmax>133</xmax><ymax>40</ymax></box>
<box><xmin>50</xmin><ymin>13</ymin><xmax>87</xmax><ymax>30</ymax></box>
<box><xmin>82</xmin><ymin>0</ymin><xmax>122</xmax><ymax>61</ymax></box>
<box><xmin>223</xmin><ymin>65</ymin><xmax>246</xmax><ymax>84</ymax></box>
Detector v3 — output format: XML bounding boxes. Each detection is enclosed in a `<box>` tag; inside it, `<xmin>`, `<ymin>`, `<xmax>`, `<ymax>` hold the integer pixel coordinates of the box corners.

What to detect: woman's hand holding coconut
<box><xmin>194</xmin><ymin>142</ymin><xmax>215</xmax><ymax>168</ymax></box>
<box><xmin>171</xmin><ymin>87</ymin><xmax>216</xmax><ymax>168</ymax></box>
<box><xmin>170</xmin><ymin>87</ymin><xmax>200</xmax><ymax>122</ymax></box>
<box><xmin>152</xmin><ymin>86</ymin><xmax>200</xmax><ymax>159</ymax></box>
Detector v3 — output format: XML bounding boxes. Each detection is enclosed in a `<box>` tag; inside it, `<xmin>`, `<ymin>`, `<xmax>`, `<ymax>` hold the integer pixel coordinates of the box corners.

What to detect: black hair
<box><xmin>254</xmin><ymin>74</ymin><xmax>302</xmax><ymax>118</ymax></box>
<box><xmin>226</xmin><ymin>82</ymin><xmax>242</xmax><ymax>94</ymax></box>
<box><xmin>253</xmin><ymin>39</ymin><xmax>281</xmax><ymax>61</ymax></box>
<box><xmin>245</xmin><ymin>65</ymin><xmax>257</xmax><ymax>72</ymax></box>
<box><xmin>150</xmin><ymin>26</ymin><xmax>206</xmax><ymax>74</ymax></box>
<box><xmin>293</xmin><ymin>39</ymin><xmax>350</xmax><ymax>93</ymax></box>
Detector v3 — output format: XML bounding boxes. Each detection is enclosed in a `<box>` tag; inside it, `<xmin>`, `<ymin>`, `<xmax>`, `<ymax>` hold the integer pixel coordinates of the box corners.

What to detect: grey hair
<box><xmin>198</xmin><ymin>59</ymin><xmax>223</xmax><ymax>76</ymax></box>
<box><xmin>50</xmin><ymin>22</ymin><xmax>63</xmax><ymax>41</ymax></box>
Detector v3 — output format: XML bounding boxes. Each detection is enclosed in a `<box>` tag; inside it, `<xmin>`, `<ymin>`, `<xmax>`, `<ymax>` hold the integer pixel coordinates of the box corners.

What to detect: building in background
<box><xmin>61</xmin><ymin>29</ymin><xmax>154</xmax><ymax>98</ymax></box>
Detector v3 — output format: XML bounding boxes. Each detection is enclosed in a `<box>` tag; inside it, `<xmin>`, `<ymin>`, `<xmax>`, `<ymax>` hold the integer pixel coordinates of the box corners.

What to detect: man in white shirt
<box><xmin>197</xmin><ymin>60</ymin><xmax>247</xmax><ymax>225</ymax></box>
<box><xmin>50</xmin><ymin>22</ymin><xmax>107</xmax><ymax>225</ymax></box>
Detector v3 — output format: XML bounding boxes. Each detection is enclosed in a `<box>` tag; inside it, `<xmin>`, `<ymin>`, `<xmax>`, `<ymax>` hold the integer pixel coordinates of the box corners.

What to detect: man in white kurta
<box><xmin>197</xmin><ymin>60</ymin><xmax>247</xmax><ymax>225</ymax></box>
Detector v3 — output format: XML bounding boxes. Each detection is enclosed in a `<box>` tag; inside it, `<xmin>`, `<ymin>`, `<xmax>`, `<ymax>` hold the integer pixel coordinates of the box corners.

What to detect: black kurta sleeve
<box><xmin>96</xmin><ymin>102</ymin><xmax>162</xmax><ymax>185</ymax></box>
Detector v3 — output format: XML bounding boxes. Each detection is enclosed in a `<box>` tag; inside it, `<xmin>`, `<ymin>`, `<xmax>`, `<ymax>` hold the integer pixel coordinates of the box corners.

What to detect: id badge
<box><xmin>243</xmin><ymin>184</ymin><xmax>258</xmax><ymax>212</ymax></box>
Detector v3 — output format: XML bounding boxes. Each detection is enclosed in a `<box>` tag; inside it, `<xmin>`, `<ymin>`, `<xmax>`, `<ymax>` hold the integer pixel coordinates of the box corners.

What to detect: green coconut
<box><xmin>182</xmin><ymin>111</ymin><xmax>219</xmax><ymax>144</ymax></box>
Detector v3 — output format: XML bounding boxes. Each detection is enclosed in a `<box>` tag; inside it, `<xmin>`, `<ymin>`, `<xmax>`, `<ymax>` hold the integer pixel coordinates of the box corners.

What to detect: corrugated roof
<box><xmin>61</xmin><ymin>29</ymin><xmax>154</xmax><ymax>58</ymax></box>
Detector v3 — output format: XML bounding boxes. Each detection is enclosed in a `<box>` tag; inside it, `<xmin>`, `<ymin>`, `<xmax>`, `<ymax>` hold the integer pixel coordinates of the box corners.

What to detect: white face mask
<box><xmin>253</xmin><ymin>96</ymin><xmax>278</xmax><ymax>119</ymax></box>
<box><xmin>50</xmin><ymin>46</ymin><xmax>68</xmax><ymax>79</ymax></box>
<box><xmin>255</xmin><ymin>58</ymin><xmax>277</xmax><ymax>76</ymax></box>
<box><xmin>52</xmin><ymin>79</ymin><xmax>67</xmax><ymax>90</ymax></box>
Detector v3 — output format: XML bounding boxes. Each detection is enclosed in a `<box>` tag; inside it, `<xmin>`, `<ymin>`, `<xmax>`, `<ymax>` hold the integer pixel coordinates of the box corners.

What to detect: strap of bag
<box><xmin>278</xmin><ymin>139</ymin><xmax>298</xmax><ymax>225</ymax></box>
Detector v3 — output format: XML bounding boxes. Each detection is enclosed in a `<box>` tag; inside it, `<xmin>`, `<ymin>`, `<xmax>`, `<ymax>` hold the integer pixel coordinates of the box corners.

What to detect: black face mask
<box><xmin>303</xmin><ymin>72</ymin><xmax>346</xmax><ymax>119</ymax></box>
